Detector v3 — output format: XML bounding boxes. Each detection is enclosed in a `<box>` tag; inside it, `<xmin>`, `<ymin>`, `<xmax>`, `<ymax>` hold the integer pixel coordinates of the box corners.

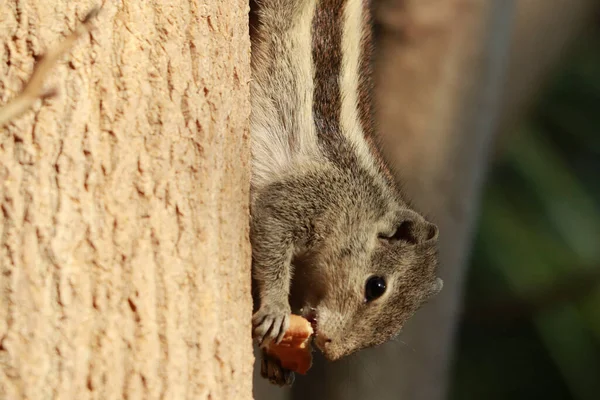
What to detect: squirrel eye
<box><xmin>365</xmin><ymin>276</ymin><xmax>386</xmax><ymax>302</ymax></box>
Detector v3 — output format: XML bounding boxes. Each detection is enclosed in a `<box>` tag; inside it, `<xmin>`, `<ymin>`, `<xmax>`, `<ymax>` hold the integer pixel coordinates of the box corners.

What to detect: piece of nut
<box><xmin>266</xmin><ymin>315</ymin><xmax>314</xmax><ymax>374</ymax></box>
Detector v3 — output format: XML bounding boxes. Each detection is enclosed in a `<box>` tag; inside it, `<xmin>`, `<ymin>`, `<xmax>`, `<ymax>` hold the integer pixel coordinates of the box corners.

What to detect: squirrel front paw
<box><xmin>252</xmin><ymin>302</ymin><xmax>291</xmax><ymax>346</ymax></box>
<box><xmin>261</xmin><ymin>349</ymin><xmax>295</xmax><ymax>386</ymax></box>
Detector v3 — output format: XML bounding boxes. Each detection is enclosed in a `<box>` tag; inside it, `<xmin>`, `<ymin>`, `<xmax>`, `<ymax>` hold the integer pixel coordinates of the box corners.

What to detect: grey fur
<box><xmin>250</xmin><ymin>0</ymin><xmax>442</xmax><ymax>386</ymax></box>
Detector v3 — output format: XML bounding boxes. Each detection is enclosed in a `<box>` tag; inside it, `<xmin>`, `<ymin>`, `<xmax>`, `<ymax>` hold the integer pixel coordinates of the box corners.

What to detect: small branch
<box><xmin>0</xmin><ymin>6</ymin><xmax>100</xmax><ymax>127</ymax></box>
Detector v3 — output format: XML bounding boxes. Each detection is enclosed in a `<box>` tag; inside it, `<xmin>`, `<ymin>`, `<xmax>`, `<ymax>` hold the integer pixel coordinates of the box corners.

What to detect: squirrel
<box><xmin>249</xmin><ymin>0</ymin><xmax>443</xmax><ymax>386</ymax></box>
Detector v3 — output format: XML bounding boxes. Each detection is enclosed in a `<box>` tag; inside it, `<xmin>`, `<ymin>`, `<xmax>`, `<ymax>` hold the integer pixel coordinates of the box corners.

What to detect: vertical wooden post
<box><xmin>0</xmin><ymin>1</ymin><xmax>253</xmax><ymax>399</ymax></box>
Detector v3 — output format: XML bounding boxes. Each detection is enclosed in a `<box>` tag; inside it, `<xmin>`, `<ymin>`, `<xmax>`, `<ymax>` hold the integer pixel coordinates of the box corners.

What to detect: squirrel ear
<box><xmin>427</xmin><ymin>278</ymin><xmax>443</xmax><ymax>298</ymax></box>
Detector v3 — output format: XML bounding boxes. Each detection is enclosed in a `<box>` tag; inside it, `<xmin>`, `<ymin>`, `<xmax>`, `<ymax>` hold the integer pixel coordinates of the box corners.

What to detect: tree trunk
<box><xmin>0</xmin><ymin>2</ymin><xmax>252</xmax><ymax>399</ymax></box>
<box><xmin>292</xmin><ymin>0</ymin><xmax>514</xmax><ymax>399</ymax></box>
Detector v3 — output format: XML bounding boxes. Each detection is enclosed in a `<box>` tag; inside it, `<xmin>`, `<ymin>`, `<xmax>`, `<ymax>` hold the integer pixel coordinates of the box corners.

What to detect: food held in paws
<box><xmin>266</xmin><ymin>315</ymin><xmax>314</xmax><ymax>374</ymax></box>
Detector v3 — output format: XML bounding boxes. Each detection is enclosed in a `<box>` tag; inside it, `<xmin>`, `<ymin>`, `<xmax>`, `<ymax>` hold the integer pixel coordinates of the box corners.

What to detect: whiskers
<box><xmin>390</xmin><ymin>336</ymin><xmax>417</xmax><ymax>353</ymax></box>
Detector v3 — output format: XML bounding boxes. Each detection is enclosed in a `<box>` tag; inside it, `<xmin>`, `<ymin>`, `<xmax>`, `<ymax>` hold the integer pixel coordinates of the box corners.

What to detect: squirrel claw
<box><xmin>252</xmin><ymin>303</ymin><xmax>291</xmax><ymax>346</ymax></box>
<box><xmin>261</xmin><ymin>350</ymin><xmax>295</xmax><ymax>386</ymax></box>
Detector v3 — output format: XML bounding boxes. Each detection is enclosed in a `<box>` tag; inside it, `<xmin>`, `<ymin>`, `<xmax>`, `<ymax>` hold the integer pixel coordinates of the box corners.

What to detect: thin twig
<box><xmin>0</xmin><ymin>6</ymin><xmax>100</xmax><ymax>127</ymax></box>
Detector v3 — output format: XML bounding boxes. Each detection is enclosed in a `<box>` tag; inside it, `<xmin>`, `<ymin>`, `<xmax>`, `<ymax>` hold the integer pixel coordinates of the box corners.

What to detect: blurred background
<box><xmin>450</xmin><ymin>13</ymin><xmax>600</xmax><ymax>400</ymax></box>
<box><xmin>254</xmin><ymin>1</ymin><xmax>600</xmax><ymax>399</ymax></box>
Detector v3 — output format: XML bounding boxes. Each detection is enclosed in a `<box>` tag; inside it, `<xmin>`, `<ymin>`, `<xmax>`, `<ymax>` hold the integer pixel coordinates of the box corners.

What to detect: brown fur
<box><xmin>250</xmin><ymin>0</ymin><xmax>442</xmax><ymax>386</ymax></box>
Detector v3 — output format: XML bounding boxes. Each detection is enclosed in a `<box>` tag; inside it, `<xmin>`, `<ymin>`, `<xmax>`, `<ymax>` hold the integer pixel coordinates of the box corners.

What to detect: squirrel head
<box><xmin>289</xmin><ymin>172</ymin><xmax>442</xmax><ymax>361</ymax></box>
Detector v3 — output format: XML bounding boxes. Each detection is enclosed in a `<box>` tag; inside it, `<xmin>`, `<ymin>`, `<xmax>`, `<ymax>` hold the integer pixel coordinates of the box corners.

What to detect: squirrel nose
<box><xmin>316</xmin><ymin>334</ymin><xmax>344</xmax><ymax>361</ymax></box>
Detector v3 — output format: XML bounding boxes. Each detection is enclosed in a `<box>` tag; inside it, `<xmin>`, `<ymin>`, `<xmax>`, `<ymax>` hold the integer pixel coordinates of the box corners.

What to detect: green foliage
<box><xmin>450</xmin><ymin>25</ymin><xmax>600</xmax><ymax>400</ymax></box>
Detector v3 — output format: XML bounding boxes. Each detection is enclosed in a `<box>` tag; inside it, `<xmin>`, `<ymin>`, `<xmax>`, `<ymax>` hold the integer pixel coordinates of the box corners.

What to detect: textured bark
<box><xmin>292</xmin><ymin>0</ymin><xmax>514</xmax><ymax>399</ymax></box>
<box><xmin>0</xmin><ymin>1</ymin><xmax>252</xmax><ymax>400</ymax></box>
